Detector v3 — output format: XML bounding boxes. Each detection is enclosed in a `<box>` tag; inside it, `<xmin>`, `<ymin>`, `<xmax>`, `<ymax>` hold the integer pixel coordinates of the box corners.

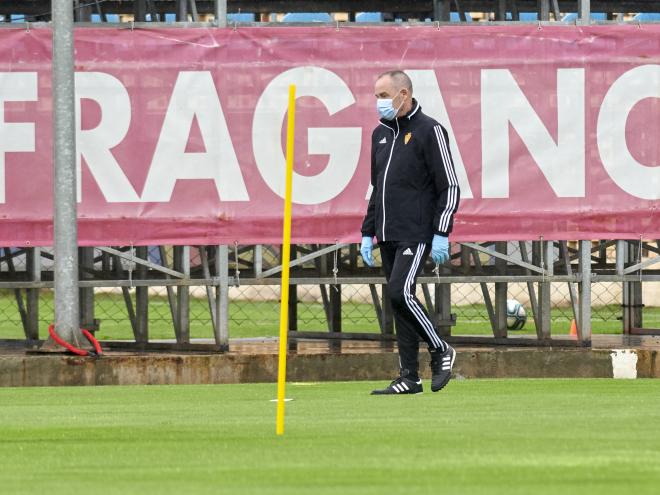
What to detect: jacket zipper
<box><xmin>380</xmin><ymin>119</ymin><xmax>399</xmax><ymax>242</ymax></box>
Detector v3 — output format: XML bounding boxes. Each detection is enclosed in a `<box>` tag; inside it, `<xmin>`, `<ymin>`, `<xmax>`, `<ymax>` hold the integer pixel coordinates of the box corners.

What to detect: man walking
<box><xmin>360</xmin><ymin>70</ymin><xmax>460</xmax><ymax>395</ymax></box>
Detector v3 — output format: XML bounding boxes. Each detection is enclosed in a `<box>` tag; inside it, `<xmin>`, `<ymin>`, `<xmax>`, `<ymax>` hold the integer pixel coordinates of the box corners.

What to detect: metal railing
<box><xmin>0</xmin><ymin>240</ymin><xmax>657</xmax><ymax>350</ymax></box>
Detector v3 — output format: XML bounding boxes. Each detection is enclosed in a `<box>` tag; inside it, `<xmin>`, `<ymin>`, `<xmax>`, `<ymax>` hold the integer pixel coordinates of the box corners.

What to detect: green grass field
<box><xmin>2</xmin><ymin>380</ymin><xmax>660</xmax><ymax>495</ymax></box>
<box><xmin>1</xmin><ymin>291</ymin><xmax>658</xmax><ymax>341</ymax></box>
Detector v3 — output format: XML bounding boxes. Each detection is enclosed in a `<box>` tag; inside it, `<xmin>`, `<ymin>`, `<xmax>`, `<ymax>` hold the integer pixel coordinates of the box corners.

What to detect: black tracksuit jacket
<box><xmin>361</xmin><ymin>99</ymin><xmax>460</xmax><ymax>243</ymax></box>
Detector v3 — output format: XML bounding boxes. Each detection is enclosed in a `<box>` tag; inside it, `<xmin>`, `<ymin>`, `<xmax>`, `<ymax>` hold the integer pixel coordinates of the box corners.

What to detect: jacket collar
<box><xmin>379</xmin><ymin>98</ymin><xmax>421</xmax><ymax>130</ymax></box>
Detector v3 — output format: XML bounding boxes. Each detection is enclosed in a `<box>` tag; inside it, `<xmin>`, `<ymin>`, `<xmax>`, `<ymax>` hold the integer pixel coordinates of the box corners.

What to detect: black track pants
<box><xmin>380</xmin><ymin>241</ymin><xmax>448</xmax><ymax>375</ymax></box>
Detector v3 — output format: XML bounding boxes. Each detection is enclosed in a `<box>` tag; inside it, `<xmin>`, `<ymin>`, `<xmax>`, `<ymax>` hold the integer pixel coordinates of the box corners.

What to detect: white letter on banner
<box><xmin>253</xmin><ymin>66</ymin><xmax>361</xmax><ymax>205</ymax></box>
<box><xmin>142</xmin><ymin>71</ymin><xmax>247</xmax><ymax>202</ymax></box>
<box><xmin>75</xmin><ymin>72</ymin><xmax>139</xmax><ymax>202</ymax></box>
<box><xmin>0</xmin><ymin>72</ymin><xmax>37</xmax><ymax>203</ymax></box>
<box><xmin>598</xmin><ymin>64</ymin><xmax>660</xmax><ymax>200</ymax></box>
<box><xmin>481</xmin><ymin>69</ymin><xmax>585</xmax><ymax>198</ymax></box>
<box><xmin>406</xmin><ymin>70</ymin><xmax>473</xmax><ymax>198</ymax></box>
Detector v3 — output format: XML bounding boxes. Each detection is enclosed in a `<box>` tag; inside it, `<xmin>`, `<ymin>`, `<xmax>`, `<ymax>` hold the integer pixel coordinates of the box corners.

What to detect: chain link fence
<box><xmin>0</xmin><ymin>243</ymin><xmax>657</xmax><ymax>340</ymax></box>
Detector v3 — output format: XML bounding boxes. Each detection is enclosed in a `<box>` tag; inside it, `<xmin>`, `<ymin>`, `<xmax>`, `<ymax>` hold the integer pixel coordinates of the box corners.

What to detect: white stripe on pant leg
<box><xmin>411</xmin><ymin>242</ymin><xmax>447</xmax><ymax>352</ymax></box>
<box><xmin>403</xmin><ymin>243</ymin><xmax>439</xmax><ymax>347</ymax></box>
<box><xmin>405</xmin><ymin>243</ymin><xmax>442</xmax><ymax>348</ymax></box>
<box><xmin>403</xmin><ymin>243</ymin><xmax>443</xmax><ymax>349</ymax></box>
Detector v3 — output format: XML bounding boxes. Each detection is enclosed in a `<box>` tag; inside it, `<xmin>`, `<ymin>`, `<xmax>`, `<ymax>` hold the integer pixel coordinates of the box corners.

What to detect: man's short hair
<box><xmin>377</xmin><ymin>70</ymin><xmax>413</xmax><ymax>93</ymax></box>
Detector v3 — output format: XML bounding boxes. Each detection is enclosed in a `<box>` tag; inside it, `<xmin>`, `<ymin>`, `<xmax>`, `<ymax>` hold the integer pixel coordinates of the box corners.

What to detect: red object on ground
<box><xmin>47</xmin><ymin>324</ymin><xmax>103</xmax><ymax>356</ymax></box>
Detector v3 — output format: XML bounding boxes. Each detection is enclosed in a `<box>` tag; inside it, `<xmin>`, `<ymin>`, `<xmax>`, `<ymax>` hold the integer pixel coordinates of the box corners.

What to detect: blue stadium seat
<box><xmin>228</xmin><ymin>13</ymin><xmax>256</xmax><ymax>23</ymax></box>
<box><xmin>561</xmin><ymin>12</ymin><xmax>607</xmax><ymax>22</ymax></box>
<box><xmin>504</xmin><ymin>12</ymin><xmax>536</xmax><ymax>21</ymax></box>
<box><xmin>164</xmin><ymin>13</ymin><xmax>177</xmax><ymax>23</ymax></box>
<box><xmin>632</xmin><ymin>13</ymin><xmax>660</xmax><ymax>22</ymax></box>
<box><xmin>518</xmin><ymin>12</ymin><xmax>538</xmax><ymax>21</ymax></box>
<box><xmin>450</xmin><ymin>12</ymin><xmax>473</xmax><ymax>22</ymax></box>
<box><xmin>282</xmin><ymin>13</ymin><xmax>332</xmax><ymax>23</ymax></box>
<box><xmin>147</xmin><ymin>246</ymin><xmax>162</xmax><ymax>264</ymax></box>
<box><xmin>89</xmin><ymin>13</ymin><xmax>120</xmax><ymax>22</ymax></box>
<box><xmin>356</xmin><ymin>12</ymin><xmax>383</xmax><ymax>22</ymax></box>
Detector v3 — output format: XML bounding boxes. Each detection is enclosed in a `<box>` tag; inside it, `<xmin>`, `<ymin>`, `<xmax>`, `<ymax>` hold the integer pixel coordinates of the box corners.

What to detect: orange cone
<box><xmin>569</xmin><ymin>319</ymin><xmax>577</xmax><ymax>337</ymax></box>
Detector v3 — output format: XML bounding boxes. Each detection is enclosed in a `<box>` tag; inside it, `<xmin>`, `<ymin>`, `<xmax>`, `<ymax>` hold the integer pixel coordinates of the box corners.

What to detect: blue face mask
<box><xmin>376</xmin><ymin>92</ymin><xmax>405</xmax><ymax>120</ymax></box>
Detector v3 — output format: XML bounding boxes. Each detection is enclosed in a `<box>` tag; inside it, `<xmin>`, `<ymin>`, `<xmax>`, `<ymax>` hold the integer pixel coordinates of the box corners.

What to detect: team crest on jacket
<box><xmin>404</xmin><ymin>132</ymin><xmax>412</xmax><ymax>145</ymax></box>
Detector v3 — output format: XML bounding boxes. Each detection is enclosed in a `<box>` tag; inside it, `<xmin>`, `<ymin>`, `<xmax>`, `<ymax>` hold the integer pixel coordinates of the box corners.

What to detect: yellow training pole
<box><xmin>276</xmin><ymin>84</ymin><xmax>296</xmax><ymax>436</ymax></box>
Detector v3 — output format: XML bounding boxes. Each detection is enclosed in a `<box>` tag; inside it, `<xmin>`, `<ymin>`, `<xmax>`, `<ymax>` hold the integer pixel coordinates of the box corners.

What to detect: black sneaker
<box><xmin>430</xmin><ymin>345</ymin><xmax>456</xmax><ymax>392</ymax></box>
<box><xmin>371</xmin><ymin>375</ymin><xmax>423</xmax><ymax>395</ymax></box>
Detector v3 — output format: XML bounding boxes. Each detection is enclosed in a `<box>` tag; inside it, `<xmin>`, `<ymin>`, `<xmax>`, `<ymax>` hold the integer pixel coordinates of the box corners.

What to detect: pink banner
<box><xmin>0</xmin><ymin>25</ymin><xmax>658</xmax><ymax>246</ymax></box>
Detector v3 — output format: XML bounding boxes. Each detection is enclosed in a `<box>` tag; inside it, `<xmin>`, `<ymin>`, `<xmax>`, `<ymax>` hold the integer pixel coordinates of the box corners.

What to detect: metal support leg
<box><xmin>176</xmin><ymin>0</ymin><xmax>188</xmax><ymax>21</ymax></box>
<box><xmin>550</xmin><ymin>0</ymin><xmax>560</xmax><ymax>19</ymax></box>
<box><xmin>135</xmin><ymin>246</ymin><xmax>149</xmax><ymax>343</ymax></box>
<box><xmin>422</xmin><ymin>284</ymin><xmax>434</xmax><ymax>316</ymax></box>
<box><xmin>288</xmin><ymin>246</ymin><xmax>298</xmax><ymax>351</ymax></box>
<box><xmin>436</xmin><ymin>279</ymin><xmax>452</xmax><ymax>338</ymax></box>
<box><xmin>623</xmin><ymin>241</ymin><xmax>643</xmax><ymax>331</ymax></box>
<box><xmin>494</xmin><ymin>241</ymin><xmax>508</xmax><ymax>338</ymax></box>
<box><xmin>159</xmin><ymin>246</ymin><xmax>179</xmax><ymax>337</ymax></box>
<box><xmin>616</xmin><ymin>240</ymin><xmax>629</xmax><ymax>334</ymax></box>
<box><xmin>254</xmin><ymin>244</ymin><xmax>262</xmax><ymax>277</ymax></box>
<box><xmin>329</xmin><ymin>283</ymin><xmax>342</xmax><ymax>351</ymax></box>
<box><xmin>578</xmin><ymin>240</ymin><xmax>592</xmax><ymax>342</ymax></box>
<box><xmin>369</xmin><ymin>284</ymin><xmax>384</xmax><ymax>331</ymax></box>
<box><xmin>74</xmin><ymin>0</ymin><xmax>92</xmax><ymax>21</ymax></box>
<box><xmin>381</xmin><ymin>283</ymin><xmax>394</xmax><ymax>350</ymax></box>
<box><xmin>288</xmin><ymin>245</ymin><xmax>298</xmax><ymax>332</ymax></box>
<box><xmin>79</xmin><ymin>247</ymin><xmax>95</xmax><ymax>332</ymax></box>
<box><xmin>4</xmin><ymin>248</ymin><xmax>28</xmax><ymax>336</ymax></box>
<box><xmin>133</xmin><ymin>0</ymin><xmax>147</xmax><ymax>21</ymax></box>
<box><xmin>114</xmin><ymin>253</ymin><xmax>137</xmax><ymax>335</ymax></box>
<box><xmin>200</xmin><ymin>246</ymin><xmax>217</xmax><ymax>335</ymax></box>
<box><xmin>578</xmin><ymin>0</ymin><xmax>591</xmax><ymax>23</ymax></box>
<box><xmin>537</xmin><ymin>241</ymin><xmax>553</xmax><ymax>339</ymax></box>
<box><xmin>173</xmin><ymin>246</ymin><xmax>190</xmax><ymax>343</ymax></box>
<box><xmin>519</xmin><ymin>241</ymin><xmax>541</xmax><ymax>337</ymax></box>
<box><xmin>215</xmin><ymin>0</ymin><xmax>227</xmax><ymax>27</ymax></box>
<box><xmin>511</xmin><ymin>0</ymin><xmax>520</xmax><ymax>19</ymax></box>
<box><xmin>216</xmin><ymin>245</ymin><xmax>229</xmax><ymax>349</ymax></box>
<box><xmin>538</xmin><ymin>0</ymin><xmax>550</xmax><ymax>21</ymax></box>
<box><xmin>471</xmin><ymin>249</ymin><xmax>497</xmax><ymax>332</ymax></box>
<box><xmin>188</xmin><ymin>0</ymin><xmax>199</xmax><ymax>21</ymax></box>
<box><xmin>560</xmin><ymin>241</ymin><xmax>580</xmax><ymax>328</ymax></box>
<box><xmin>381</xmin><ymin>284</ymin><xmax>394</xmax><ymax>334</ymax></box>
<box><xmin>434</xmin><ymin>0</ymin><xmax>450</xmax><ymax>21</ymax></box>
<box><xmin>496</xmin><ymin>0</ymin><xmax>507</xmax><ymax>20</ymax></box>
<box><xmin>26</xmin><ymin>247</ymin><xmax>40</xmax><ymax>341</ymax></box>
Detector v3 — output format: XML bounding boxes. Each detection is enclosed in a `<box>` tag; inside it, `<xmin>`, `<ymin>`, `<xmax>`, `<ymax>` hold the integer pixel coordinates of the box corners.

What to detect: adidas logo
<box><xmin>403</xmin><ymin>248</ymin><xmax>414</xmax><ymax>256</ymax></box>
<box><xmin>379</xmin><ymin>137</ymin><xmax>387</xmax><ymax>144</ymax></box>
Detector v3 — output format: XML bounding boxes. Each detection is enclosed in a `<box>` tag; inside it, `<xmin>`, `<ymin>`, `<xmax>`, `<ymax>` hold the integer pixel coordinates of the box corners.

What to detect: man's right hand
<box><xmin>360</xmin><ymin>236</ymin><xmax>375</xmax><ymax>267</ymax></box>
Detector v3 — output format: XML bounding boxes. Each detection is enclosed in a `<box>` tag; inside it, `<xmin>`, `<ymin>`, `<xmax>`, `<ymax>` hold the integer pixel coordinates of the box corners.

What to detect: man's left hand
<box><xmin>431</xmin><ymin>235</ymin><xmax>449</xmax><ymax>264</ymax></box>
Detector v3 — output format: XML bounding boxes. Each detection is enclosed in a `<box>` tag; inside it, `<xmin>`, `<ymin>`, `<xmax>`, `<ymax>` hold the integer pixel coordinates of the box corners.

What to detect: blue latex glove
<box><xmin>360</xmin><ymin>236</ymin><xmax>375</xmax><ymax>267</ymax></box>
<box><xmin>431</xmin><ymin>234</ymin><xmax>449</xmax><ymax>264</ymax></box>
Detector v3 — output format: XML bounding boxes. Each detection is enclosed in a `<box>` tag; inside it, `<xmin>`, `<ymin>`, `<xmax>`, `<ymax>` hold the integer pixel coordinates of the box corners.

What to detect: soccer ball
<box><xmin>506</xmin><ymin>299</ymin><xmax>527</xmax><ymax>330</ymax></box>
